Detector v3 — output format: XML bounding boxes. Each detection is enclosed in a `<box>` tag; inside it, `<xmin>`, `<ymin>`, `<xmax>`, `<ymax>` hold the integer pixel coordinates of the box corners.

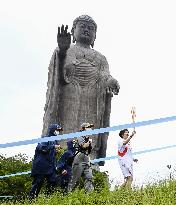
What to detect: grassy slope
<box><xmin>1</xmin><ymin>180</ymin><xmax>176</xmax><ymax>205</ymax></box>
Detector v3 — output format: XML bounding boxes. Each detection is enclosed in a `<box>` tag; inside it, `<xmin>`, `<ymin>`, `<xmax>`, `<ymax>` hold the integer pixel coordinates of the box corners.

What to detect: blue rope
<box><xmin>1</xmin><ymin>115</ymin><xmax>176</xmax><ymax>149</ymax></box>
<box><xmin>0</xmin><ymin>196</ymin><xmax>13</xmax><ymax>198</ymax></box>
<box><xmin>1</xmin><ymin>143</ymin><xmax>176</xmax><ymax>179</ymax></box>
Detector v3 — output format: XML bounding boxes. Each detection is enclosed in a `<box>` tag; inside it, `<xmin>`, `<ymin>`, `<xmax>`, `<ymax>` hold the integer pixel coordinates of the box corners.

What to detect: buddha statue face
<box><xmin>72</xmin><ymin>15</ymin><xmax>97</xmax><ymax>47</ymax></box>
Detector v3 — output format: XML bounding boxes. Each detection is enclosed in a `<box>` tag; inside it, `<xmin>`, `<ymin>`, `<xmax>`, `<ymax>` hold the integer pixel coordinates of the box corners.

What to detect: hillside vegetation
<box><xmin>1</xmin><ymin>154</ymin><xmax>176</xmax><ymax>204</ymax></box>
<box><xmin>1</xmin><ymin>180</ymin><xmax>176</xmax><ymax>205</ymax></box>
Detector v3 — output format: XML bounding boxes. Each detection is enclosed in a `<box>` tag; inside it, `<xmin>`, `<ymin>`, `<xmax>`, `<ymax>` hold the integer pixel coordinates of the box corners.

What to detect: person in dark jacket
<box><xmin>57</xmin><ymin>140</ymin><xmax>76</xmax><ymax>191</ymax></box>
<box><xmin>29</xmin><ymin>123</ymin><xmax>63</xmax><ymax>199</ymax></box>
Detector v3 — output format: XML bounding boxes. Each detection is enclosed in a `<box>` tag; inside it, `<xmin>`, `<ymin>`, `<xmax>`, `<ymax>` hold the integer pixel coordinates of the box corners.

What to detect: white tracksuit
<box><xmin>118</xmin><ymin>138</ymin><xmax>133</xmax><ymax>178</ymax></box>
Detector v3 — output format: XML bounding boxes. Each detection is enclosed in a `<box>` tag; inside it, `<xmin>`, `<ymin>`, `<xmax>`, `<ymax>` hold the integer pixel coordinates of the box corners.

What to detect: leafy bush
<box><xmin>93</xmin><ymin>170</ymin><xmax>109</xmax><ymax>191</ymax></box>
<box><xmin>0</xmin><ymin>154</ymin><xmax>32</xmax><ymax>198</ymax></box>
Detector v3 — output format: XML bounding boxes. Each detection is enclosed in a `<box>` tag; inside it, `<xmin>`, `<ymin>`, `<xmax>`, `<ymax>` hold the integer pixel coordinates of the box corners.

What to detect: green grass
<box><xmin>1</xmin><ymin>179</ymin><xmax>176</xmax><ymax>205</ymax></box>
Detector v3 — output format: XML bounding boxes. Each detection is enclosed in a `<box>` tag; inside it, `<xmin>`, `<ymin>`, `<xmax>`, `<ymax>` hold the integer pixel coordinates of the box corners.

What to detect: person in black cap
<box><xmin>29</xmin><ymin>123</ymin><xmax>63</xmax><ymax>199</ymax></box>
<box><xmin>68</xmin><ymin>122</ymin><xmax>94</xmax><ymax>193</ymax></box>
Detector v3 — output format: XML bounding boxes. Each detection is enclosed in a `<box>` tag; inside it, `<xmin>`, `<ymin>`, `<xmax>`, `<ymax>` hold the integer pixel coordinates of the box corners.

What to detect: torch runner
<box><xmin>131</xmin><ymin>106</ymin><xmax>136</xmax><ymax>131</ymax></box>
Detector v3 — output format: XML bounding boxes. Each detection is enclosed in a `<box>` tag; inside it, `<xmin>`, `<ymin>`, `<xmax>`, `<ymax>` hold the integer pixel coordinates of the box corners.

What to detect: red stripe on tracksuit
<box><xmin>118</xmin><ymin>147</ymin><xmax>128</xmax><ymax>157</ymax></box>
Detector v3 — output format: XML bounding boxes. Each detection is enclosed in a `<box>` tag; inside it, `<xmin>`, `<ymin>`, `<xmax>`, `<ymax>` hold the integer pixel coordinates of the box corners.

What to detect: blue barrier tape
<box><xmin>1</xmin><ymin>143</ymin><xmax>176</xmax><ymax>179</ymax></box>
<box><xmin>0</xmin><ymin>196</ymin><xmax>13</xmax><ymax>198</ymax></box>
<box><xmin>0</xmin><ymin>171</ymin><xmax>31</xmax><ymax>179</ymax></box>
<box><xmin>1</xmin><ymin>115</ymin><xmax>176</xmax><ymax>149</ymax></box>
<box><xmin>92</xmin><ymin>144</ymin><xmax>176</xmax><ymax>163</ymax></box>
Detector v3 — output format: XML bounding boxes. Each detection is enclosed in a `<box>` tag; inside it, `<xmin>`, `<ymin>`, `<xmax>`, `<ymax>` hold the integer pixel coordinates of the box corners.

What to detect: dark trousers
<box><xmin>57</xmin><ymin>173</ymin><xmax>71</xmax><ymax>191</ymax></box>
<box><xmin>29</xmin><ymin>172</ymin><xmax>57</xmax><ymax>199</ymax></box>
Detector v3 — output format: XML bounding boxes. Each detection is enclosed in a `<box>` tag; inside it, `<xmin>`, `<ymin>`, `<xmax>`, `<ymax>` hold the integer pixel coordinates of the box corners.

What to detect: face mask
<box><xmin>54</xmin><ymin>130</ymin><xmax>60</xmax><ymax>135</ymax></box>
<box><xmin>72</xmin><ymin>140</ymin><xmax>77</xmax><ymax>147</ymax></box>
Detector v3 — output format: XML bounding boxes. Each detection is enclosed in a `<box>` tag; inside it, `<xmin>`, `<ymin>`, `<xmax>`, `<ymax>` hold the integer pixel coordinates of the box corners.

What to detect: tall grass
<box><xmin>1</xmin><ymin>179</ymin><xmax>176</xmax><ymax>205</ymax></box>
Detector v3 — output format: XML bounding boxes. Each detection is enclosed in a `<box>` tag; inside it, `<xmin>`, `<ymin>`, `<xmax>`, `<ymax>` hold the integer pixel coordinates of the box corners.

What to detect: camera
<box><xmin>84</xmin><ymin>136</ymin><xmax>90</xmax><ymax>143</ymax></box>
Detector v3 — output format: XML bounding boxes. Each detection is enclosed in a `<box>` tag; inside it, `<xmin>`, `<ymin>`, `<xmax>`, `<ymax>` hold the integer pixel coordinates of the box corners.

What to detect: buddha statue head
<box><xmin>71</xmin><ymin>15</ymin><xmax>97</xmax><ymax>48</ymax></box>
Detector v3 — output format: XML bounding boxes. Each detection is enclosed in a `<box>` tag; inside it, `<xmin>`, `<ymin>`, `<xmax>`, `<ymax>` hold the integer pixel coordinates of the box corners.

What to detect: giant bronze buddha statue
<box><xmin>42</xmin><ymin>15</ymin><xmax>120</xmax><ymax>166</ymax></box>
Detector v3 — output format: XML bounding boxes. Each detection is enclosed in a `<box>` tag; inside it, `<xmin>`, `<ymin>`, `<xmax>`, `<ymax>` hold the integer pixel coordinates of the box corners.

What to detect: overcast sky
<box><xmin>1</xmin><ymin>0</ymin><xmax>176</xmax><ymax>187</ymax></box>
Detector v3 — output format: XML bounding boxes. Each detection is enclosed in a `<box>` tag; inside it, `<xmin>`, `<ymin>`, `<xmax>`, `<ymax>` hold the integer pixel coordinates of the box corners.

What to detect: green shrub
<box><xmin>0</xmin><ymin>154</ymin><xmax>32</xmax><ymax>198</ymax></box>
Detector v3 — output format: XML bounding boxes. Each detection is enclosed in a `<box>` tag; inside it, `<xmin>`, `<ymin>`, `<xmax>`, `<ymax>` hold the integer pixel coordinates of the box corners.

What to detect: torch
<box><xmin>131</xmin><ymin>106</ymin><xmax>136</xmax><ymax>131</ymax></box>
